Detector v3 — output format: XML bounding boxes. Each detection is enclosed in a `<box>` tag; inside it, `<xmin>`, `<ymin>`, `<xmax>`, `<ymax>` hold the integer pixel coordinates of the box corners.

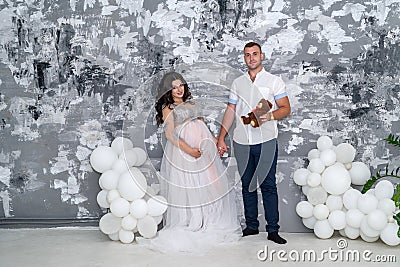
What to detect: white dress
<box><xmin>149</xmin><ymin>101</ymin><xmax>241</xmax><ymax>254</ymax></box>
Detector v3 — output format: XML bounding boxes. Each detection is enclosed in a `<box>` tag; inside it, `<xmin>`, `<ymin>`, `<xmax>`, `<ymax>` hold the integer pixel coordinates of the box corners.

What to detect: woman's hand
<box><xmin>216</xmin><ymin>139</ymin><xmax>228</xmax><ymax>156</ymax></box>
<box><xmin>188</xmin><ymin>147</ymin><xmax>202</xmax><ymax>158</ymax></box>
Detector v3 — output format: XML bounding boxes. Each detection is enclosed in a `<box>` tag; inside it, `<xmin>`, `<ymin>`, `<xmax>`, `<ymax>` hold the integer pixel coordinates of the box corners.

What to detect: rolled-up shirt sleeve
<box><xmin>228</xmin><ymin>81</ymin><xmax>239</xmax><ymax>104</ymax></box>
<box><xmin>273</xmin><ymin>77</ymin><xmax>287</xmax><ymax>100</ymax></box>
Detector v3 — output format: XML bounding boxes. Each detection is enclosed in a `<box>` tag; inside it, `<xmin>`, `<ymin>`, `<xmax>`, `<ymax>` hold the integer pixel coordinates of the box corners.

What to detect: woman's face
<box><xmin>171</xmin><ymin>79</ymin><xmax>185</xmax><ymax>101</ymax></box>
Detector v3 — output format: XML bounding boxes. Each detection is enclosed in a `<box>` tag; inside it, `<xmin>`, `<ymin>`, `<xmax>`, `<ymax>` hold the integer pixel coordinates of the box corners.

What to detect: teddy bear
<box><xmin>241</xmin><ymin>98</ymin><xmax>273</xmax><ymax>128</ymax></box>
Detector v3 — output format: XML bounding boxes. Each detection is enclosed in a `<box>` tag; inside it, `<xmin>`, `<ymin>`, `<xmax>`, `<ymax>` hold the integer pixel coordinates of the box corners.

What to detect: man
<box><xmin>217</xmin><ymin>41</ymin><xmax>290</xmax><ymax>244</ymax></box>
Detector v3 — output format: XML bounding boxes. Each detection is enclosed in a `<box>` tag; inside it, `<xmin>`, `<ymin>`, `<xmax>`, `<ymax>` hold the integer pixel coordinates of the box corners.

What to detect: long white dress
<box><xmin>149</xmin><ymin>101</ymin><xmax>241</xmax><ymax>254</ymax></box>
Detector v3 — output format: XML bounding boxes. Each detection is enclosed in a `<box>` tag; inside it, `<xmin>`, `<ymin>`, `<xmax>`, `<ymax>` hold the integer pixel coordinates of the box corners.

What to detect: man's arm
<box><xmin>217</xmin><ymin>103</ymin><xmax>236</xmax><ymax>155</ymax></box>
<box><xmin>261</xmin><ymin>96</ymin><xmax>291</xmax><ymax>122</ymax></box>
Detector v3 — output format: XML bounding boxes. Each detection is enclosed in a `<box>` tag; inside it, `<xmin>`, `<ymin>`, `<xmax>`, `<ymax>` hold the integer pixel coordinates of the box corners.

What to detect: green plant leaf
<box><xmin>393</xmin><ymin>184</ymin><xmax>400</xmax><ymax>207</ymax></box>
<box><xmin>386</xmin><ymin>134</ymin><xmax>400</xmax><ymax>147</ymax></box>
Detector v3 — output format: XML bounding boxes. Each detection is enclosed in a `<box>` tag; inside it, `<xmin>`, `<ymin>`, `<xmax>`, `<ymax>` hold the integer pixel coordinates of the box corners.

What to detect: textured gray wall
<box><xmin>0</xmin><ymin>0</ymin><xmax>399</xmax><ymax>232</ymax></box>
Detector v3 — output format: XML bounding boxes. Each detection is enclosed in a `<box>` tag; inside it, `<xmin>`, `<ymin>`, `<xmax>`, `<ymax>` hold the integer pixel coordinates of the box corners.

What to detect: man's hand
<box><xmin>260</xmin><ymin>111</ymin><xmax>273</xmax><ymax>124</ymax></box>
<box><xmin>216</xmin><ymin>139</ymin><xmax>228</xmax><ymax>156</ymax></box>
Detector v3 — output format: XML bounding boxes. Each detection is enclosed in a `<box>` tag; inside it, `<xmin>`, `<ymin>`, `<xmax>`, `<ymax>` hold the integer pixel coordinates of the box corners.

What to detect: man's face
<box><xmin>244</xmin><ymin>46</ymin><xmax>264</xmax><ymax>71</ymax></box>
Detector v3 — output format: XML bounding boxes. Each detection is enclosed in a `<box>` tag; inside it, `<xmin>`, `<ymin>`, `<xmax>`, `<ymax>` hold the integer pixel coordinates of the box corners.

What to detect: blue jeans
<box><xmin>233</xmin><ymin>139</ymin><xmax>280</xmax><ymax>233</ymax></box>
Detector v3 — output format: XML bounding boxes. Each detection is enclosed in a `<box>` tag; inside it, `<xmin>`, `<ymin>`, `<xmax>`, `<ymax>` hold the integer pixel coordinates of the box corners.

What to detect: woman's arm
<box><xmin>162</xmin><ymin>107</ymin><xmax>201</xmax><ymax>158</ymax></box>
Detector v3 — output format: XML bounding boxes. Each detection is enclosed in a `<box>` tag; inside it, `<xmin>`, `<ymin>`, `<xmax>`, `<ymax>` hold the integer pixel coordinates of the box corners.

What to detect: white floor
<box><xmin>0</xmin><ymin>228</ymin><xmax>399</xmax><ymax>267</ymax></box>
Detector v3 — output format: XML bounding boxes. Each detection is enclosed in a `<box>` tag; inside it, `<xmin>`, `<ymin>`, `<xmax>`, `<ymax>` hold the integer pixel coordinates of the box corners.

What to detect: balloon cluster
<box><xmin>294</xmin><ymin>136</ymin><xmax>400</xmax><ymax>246</ymax></box>
<box><xmin>90</xmin><ymin>137</ymin><xmax>168</xmax><ymax>244</ymax></box>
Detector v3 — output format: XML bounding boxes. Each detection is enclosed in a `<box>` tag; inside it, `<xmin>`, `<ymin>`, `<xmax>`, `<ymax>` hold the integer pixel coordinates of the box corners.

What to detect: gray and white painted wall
<box><xmin>0</xmin><ymin>0</ymin><xmax>399</xmax><ymax>231</ymax></box>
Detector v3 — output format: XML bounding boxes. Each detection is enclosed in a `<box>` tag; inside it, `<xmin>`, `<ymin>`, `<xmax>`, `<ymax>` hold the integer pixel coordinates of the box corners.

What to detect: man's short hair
<box><xmin>244</xmin><ymin>42</ymin><xmax>262</xmax><ymax>52</ymax></box>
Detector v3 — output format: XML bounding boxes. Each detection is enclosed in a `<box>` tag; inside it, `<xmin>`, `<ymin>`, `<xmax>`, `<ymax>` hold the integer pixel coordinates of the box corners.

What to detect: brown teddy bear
<box><xmin>241</xmin><ymin>98</ymin><xmax>273</xmax><ymax>128</ymax></box>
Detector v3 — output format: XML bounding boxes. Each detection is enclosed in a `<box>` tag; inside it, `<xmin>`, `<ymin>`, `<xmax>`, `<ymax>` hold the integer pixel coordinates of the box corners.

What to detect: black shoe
<box><xmin>267</xmin><ymin>232</ymin><xmax>287</xmax><ymax>244</ymax></box>
<box><xmin>242</xmin><ymin>228</ymin><xmax>259</xmax><ymax>237</ymax></box>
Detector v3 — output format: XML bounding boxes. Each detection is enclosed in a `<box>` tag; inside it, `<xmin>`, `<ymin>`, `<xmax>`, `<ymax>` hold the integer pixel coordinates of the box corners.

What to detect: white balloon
<box><xmin>147</xmin><ymin>196</ymin><xmax>168</xmax><ymax>217</ymax></box>
<box><xmin>307</xmin><ymin>186</ymin><xmax>328</xmax><ymax>205</ymax></box>
<box><xmin>137</xmin><ymin>215</ymin><xmax>158</xmax><ymax>238</ymax></box>
<box><xmin>378</xmin><ymin>198</ymin><xmax>396</xmax><ymax>215</ymax></box>
<box><xmin>130</xmin><ymin>199</ymin><xmax>148</xmax><ymax>219</ymax></box>
<box><xmin>343</xmin><ymin>189</ymin><xmax>361</xmax><ymax>209</ymax></box>
<box><xmin>335</xmin><ymin>143</ymin><xmax>356</xmax><ymax>164</ymax></box>
<box><xmin>111</xmin><ymin>137</ymin><xmax>133</xmax><ymax>155</ymax></box>
<box><xmin>308</xmin><ymin>158</ymin><xmax>325</xmax><ymax>174</ymax></box>
<box><xmin>293</xmin><ymin>168</ymin><xmax>310</xmax><ymax>186</ymax></box>
<box><xmin>97</xmin><ymin>190</ymin><xmax>110</xmax><ymax>209</ymax></box>
<box><xmin>121</xmin><ymin>215</ymin><xmax>138</xmax><ymax>231</ymax></box>
<box><xmin>107</xmin><ymin>189</ymin><xmax>120</xmax><ymax>204</ymax></box>
<box><xmin>374</xmin><ymin>180</ymin><xmax>394</xmax><ymax>200</ymax></box>
<box><xmin>90</xmin><ymin>146</ymin><xmax>118</xmax><ymax>173</ymax></box>
<box><xmin>357</xmin><ymin>194</ymin><xmax>378</xmax><ymax>214</ymax></box>
<box><xmin>339</xmin><ymin>229</ymin><xmax>347</xmax><ymax>237</ymax></box>
<box><xmin>317</xmin><ymin>136</ymin><xmax>333</xmax><ymax>151</ymax></box>
<box><xmin>320</xmin><ymin>149</ymin><xmax>336</xmax><ymax>167</ymax></box>
<box><xmin>344</xmin><ymin>225</ymin><xmax>360</xmax><ymax>239</ymax></box>
<box><xmin>110</xmin><ymin>197</ymin><xmax>130</xmax><ymax>218</ymax></box>
<box><xmin>307</xmin><ymin>172</ymin><xmax>321</xmax><ymax>187</ymax></box>
<box><xmin>346</xmin><ymin>209</ymin><xmax>364</xmax><ymax>228</ymax></box>
<box><xmin>321</xmin><ymin>165</ymin><xmax>351</xmax><ymax>195</ymax></box>
<box><xmin>108</xmin><ymin>232</ymin><xmax>120</xmax><ymax>241</ymax></box>
<box><xmin>328</xmin><ymin>210</ymin><xmax>346</xmax><ymax>230</ymax></box>
<box><xmin>366</xmin><ymin>188</ymin><xmax>375</xmax><ymax>195</ymax></box>
<box><xmin>143</xmin><ymin>186</ymin><xmax>157</xmax><ymax>201</ymax></box>
<box><xmin>99</xmin><ymin>213</ymin><xmax>122</xmax><ymax>234</ymax></box>
<box><xmin>326</xmin><ymin>195</ymin><xmax>343</xmax><ymax>211</ymax></box>
<box><xmin>360</xmin><ymin>231</ymin><xmax>379</xmax><ymax>242</ymax></box>
<box><xmin>118</xmin><ymin>168</ymin><xmax>147</xmax><ymax>201</ymax></box>
<box><xmin>307</xmin><ymin>149</ymin><xmax>320</xmax><ymax>161</ymax></box>
<box><xmin>119</xmin><ymin>150</ymin><xmax>138</xmax><ymax>167</ymax></box>
<box><xmin>302</xmin><ymin>185</ymin><xmax>310</xmax><ymax>195</ymax></box>
<box><xmin>111</xmin><ymin>159</ymin><xmax>130</xmax><ymax>174</ymax></box>
<box><xmin>348</xmin><ymin>162</ymin><xmax>371</xmax><ymax>185</ymax></box>
<box><xmin>360</xmin><ymin>217</ymin><xmax>380</xmax><ymax>237</ymax></box>
<box><xmin>367</xmin><ymin>209</ymin><xmax>387</xmax><ymax>231</ymax></box>
<box><xmin>380</xmin><ymin>223</ymin><xmax>400</xmax><ymax>246</ymax></box>
<box><xmin>296</xmin><ymin>201</ymin><xmax>314</xmax><ymax>218</ymax></box>
<box><xmin>119</xmin><ymin>229</ymin><xmax>135</xmax><ymax>244</ymax></box>
<box><xmin>302</xmin><ymin>216</ymin><xmax>317</xmax><ymax>229</ymax></box>
<box><xmin>314</xmin><ymin>219</ymin><xmax>334</xmax><ymax>239</ymax></box>
<box><xmin>99</xmin><ymin>170</ymin><xmax>120</xmax><ymax>190</ymax></box>
<box><xmin>152</xmin><ymin>215</ymin><xmax>163</xmax><ymax>225</ymax></box>
<box><xmin>132</xmin><ymin>147</ymin><xmax>147</xmax><ymax>166</ymax></box>
<box><xmin>313</xmin><ymin>204</ymin><xmax>330</xmax><ymax>220</ymax></box>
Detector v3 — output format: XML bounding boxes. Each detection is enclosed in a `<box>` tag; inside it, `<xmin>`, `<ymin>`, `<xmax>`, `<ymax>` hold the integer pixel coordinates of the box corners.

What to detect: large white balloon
<box><xmin>130</xmin><ymin>199</ymin><xmax>148</xmax><ymax>219</ymax></box>
<box><xmin>118</xmin><ymin>169</ymin><xmax>147</xmax><ymax>201</ymax></box>
<box><xmin>321</xmin><ymin>165</ymin><xmax>351</xmax><ymax>195</ymax></box>
<box><xmin>348</xmin><ymin>162</ymin><xmax>371</xmax><ymax>185</ymax></box>
<box><xmin>111</xmin><ymin>137</ymin><xmax>133</xmax><ymax>155</ymax></box>
<box><xmin>335</xmin><ymin>143</ymin><xmax>356</xmax><ymax>164</ymax></box>
<box><xmin>344</xmin><ymin>225</ymin><xmax>360</xmax><ymax>239</ymax></box>
<box><xmin>307</xmin><ymin>172</ymin><xmax>322</xmax><ymax>187</ymax></box>
<box><xmin>147</xmin><ymin>196</ymin><xmax>168</xmax><ymax>217</ymax></box>
<box><xmin>346</xmin><ymin>209</ymin><xmax>364</xmax><ymax>228</ymax></box>
<box><xmin>325</xmin><ymin>195</ymin><xmax>343</xmax><ymax>211</ymax></box>
<box><xmin>119</xmin><ymin>150</ymin><xmax>138</xmax><ymax>167</ymax></box>
<box><xmin>314</xmin><ymin>219</ymin><xmax>334</xmax><ymax>239</ymax></box>
<box><xmin>121</xmin><ymin>215</ymin><xmax>138</xmax><ymax>231</ymax></box>
<box><xmin>307</xmin><ymin>186</ymin><xmax>328</xmax><ymax>205</ymax></box>
<box><xmin>137</xmin><ymin>215</ymin><xmax>158</xmax><ymax>238</ymax></box>
<box><xmin>111</xmin><ymin>159</ymin><xmax>130</xmax><ymax>174</ymax></box>
<box><xmin>360</xmin><ymin>217</ymin><xmax>380</xmax><ymax>237</ymax></box>
<box><xmin>307</xmin><ymin>149</ymin><xmax>320</xmax><ymax>161</ymax></box>
<box><xmin>302</xmin><ymin>216</ymin><xmax>317</xmax><ymax>229</ymax></box>
<box><xmin>313</xmin><ymin>204</ymin><xmax>330</xmax><ymax>220</ymax></box>
<box><xmin>99</xmin><ymin>213</ymin><xmax>122</xmax><ymax>234</ymax></box>
<box><xmin>99</xmin><ymin>170</ymin><xmax>120</xmax><ymax>190</ymax></box>
<box><xmin>90</xmin><ymin>146</ymin><xmax>118</xmax><ymax>173</ymax></box>
<box><xmin>296</xmin><ymin>201</ymin><xmax>314</xmax><ymax>218</ymax></box>
<box><xmin>360</xmin><ymin>231</ymin><xmax>379</xmax><ymax>242</ymax></box>
<box><xmin>110</xmin><ymin>197</ymin><xmax>130</xmax><ymax>218</ymax></box>
<box><xmin>308</xmin><ymin>158</ymin><xmax>325</xmax><ymax>174</ymax></box>
<box><xmin>119</xmin><ymin>229</ymin><xmax>135</xmax><ymax>244</ymax></box>
<box><xmin>378</xmin><ymin>198</ymin><xmax>396</xmax><ymax>215</ymax></box>
<box><xmin>357</xmin><ymin>194</ymin><xmax>378</xmax><ymax>214</ymax></box>
<box><xmin>107</xmin><ymin>189</ymin><xmax>120</xmax><ymax>204</ymax></box>
<box><xmin>108</xmin><ymin>232</ymin><xmax>120</xmax><ymax>241</ymax></box>
<box><xmin>374</xmin><ymin>180</ymin><xmax>394</xmax><ymax>200</ymax></box>
<box><xmin>328</xmin><ymin>210</ymin><xmax>346</xmax><ymax>230</ymax></box>
<box><xmin>97</xmin><ymin>190</ymin><xmax>110</xmax><ymax>209</ymax></box>
<box><xmin>366</xmin><ymin>209</ymin><xmax>387</xmax><ymax>231</ymax></box>
<box><xmin>293</xmin><ymin>168</ymin><xmax>310</xmax><ymax>186</ymax></box>
<box><xmin>320</xmin><ymin>149</ymin><xmax>336</xmax><ymax>167</ymax></box>
<box><xmin>343</xmin><ymin>189</ymin><xmax>361</xmax><ymax>210</ymax></box>
<box><xmin>317</xmin><ymin>136</ymin><xmax>333</xmax><ymax>151</ymax></box>
<box><xmin>132</xmin><ymin>147</ymin><xmax>147</xmax><ymax>166</ymax></box>
<box><xmin>380</xmin><ymin>223</ymin><xmax>400</xmax><ymax>246</ymax></box>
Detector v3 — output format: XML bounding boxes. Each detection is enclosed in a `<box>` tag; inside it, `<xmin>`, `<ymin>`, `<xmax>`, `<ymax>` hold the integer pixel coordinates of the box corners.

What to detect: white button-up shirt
<box><xmin>228</xmin><ymin>68</ymin><xmax>287</xmax><ymax>145</ymax></box>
